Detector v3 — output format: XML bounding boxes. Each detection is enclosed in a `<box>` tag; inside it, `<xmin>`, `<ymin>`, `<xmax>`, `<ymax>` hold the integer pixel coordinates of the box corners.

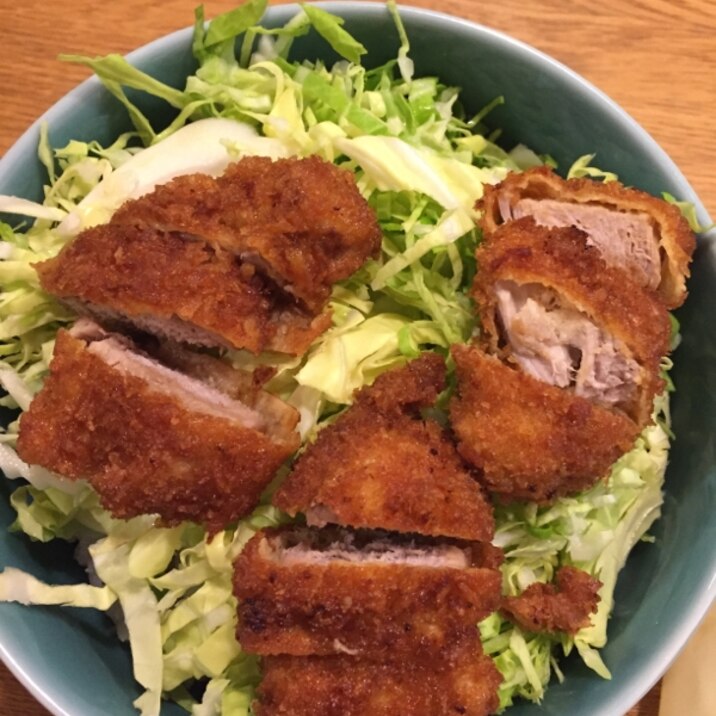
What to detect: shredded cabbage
<box><xmin>482</xmin><ymin>391</ymin><xmax>671</xmax><ymax>708</ymax></box>
<box><xmin>0</xmin><ymin>1</ymin><xmax>685</xmax><ymax>714</ymax></box>
<box><xmin>0</xmin><ymin>567</ymin><xmax>117</xmax><ymax>609</ymax></box>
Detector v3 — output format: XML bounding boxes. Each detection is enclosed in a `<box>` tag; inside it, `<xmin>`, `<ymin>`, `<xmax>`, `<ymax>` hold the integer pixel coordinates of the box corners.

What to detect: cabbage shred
<box><xmin>0</xmin><ymin>2</ymin><xmax>674</xmax><ymax>714</ymax></box>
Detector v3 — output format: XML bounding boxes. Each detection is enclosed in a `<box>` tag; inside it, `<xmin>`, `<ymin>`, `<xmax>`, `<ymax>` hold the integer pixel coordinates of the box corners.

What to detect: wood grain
<box><xmin>0</xmin><ymin>1</ymin><xmax>714</xmax><ymax>714</ymax></box>
<box><xmin>3</xmin><ymin>0</ymin><xmax>712</xmax><ymax>217</ymax></box>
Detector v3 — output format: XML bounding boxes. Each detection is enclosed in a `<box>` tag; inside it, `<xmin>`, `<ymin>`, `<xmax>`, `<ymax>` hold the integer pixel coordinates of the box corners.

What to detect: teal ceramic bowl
<box><xmin>0</xmin><ymin>3</ymin><xmax>714</xmax><ymax>715</ymax></box>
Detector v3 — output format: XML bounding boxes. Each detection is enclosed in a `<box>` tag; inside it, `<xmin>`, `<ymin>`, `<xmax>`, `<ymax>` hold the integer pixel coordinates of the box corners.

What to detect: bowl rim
<box><xmin>0</xmin><ymin>3</ymin><xmax>714</xmax><ymax>716</ymax></box>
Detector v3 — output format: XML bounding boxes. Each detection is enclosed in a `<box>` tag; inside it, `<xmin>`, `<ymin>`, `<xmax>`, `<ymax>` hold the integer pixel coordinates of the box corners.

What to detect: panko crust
<box><xmin>255</xmin><ymin>641</ymin><xmax>502</xmax><ymax>716</ymax></box>
<box><xmin>473</xmin><ymin>218</ymin><xmax>670</xmax><ymax>426</ymax></box>
<box><xmin>479</xmin><ymin>166</ymin><xmax>696</xmax><ymax>308</ymax></box>
<box><xmin>36</xmin><ymin>224</ymin><xmax>329</xmax><ymax>355</ymax></box>
<box><xmin>449</xmin><ymin>345</ymin><xmax>639</xmax><ymax>502</ymax></box>
<box><xmin>16</xmin><ymin>330</ymin><xmax>299</xmax><ymax>532</ymax></box>
<box><xmin>502</xmin><ymin>566</ymin><xmax>602</xmax><ymax>635</ymax></box>
<box><xmin>234</xmin><ymin>528</ymin><xmax>503</xmax><ymax>659</ymax></box>
<box><xmin>112</xmin><ymin>155</ymin><xmax>382</xmax><ymax>312</ymax></box>
<box><xmin>274</xmin><ymin>353</ymin><xmax>495</xmax><ymax>542</ymax></box>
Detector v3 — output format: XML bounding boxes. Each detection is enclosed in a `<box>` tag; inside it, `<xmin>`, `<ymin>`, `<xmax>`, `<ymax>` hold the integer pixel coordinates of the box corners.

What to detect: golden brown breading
<box><xmin>501</xmin><ymin>566</ymin><xmax>602</xmax><ymax>635</ymax></box>
<box><xmin>111</xmin><ymin>156</ymin><xmax>382</xmax><ymax>312</ymax></box>
<box><xmin>473</xmin><ymin>218</ymin><xmax>670</xmax><ymax>426</ymax></box>
<box><xmin>479</xmin><ymin>166</ymin><xmax>696</xmax><ymax>308</ymax></box>
<box><xmin>450</xmin><ymin>345</ymin><xmax>639</xmax><ymax>502</ymax></box>
<box><xmin>234</xmin><ymin>527</ymin><xmax>503</xmax><ymax>659</ymax></box>
<box><xmin>274</xmin><ymin>353</ymin><xmax>495</xmax><ymax>542</ymax></box>
<box><xmin>16</xmin><ymin>329</ymin><xmax>300</xmax><ymax>532</ymax></box>
<box><xmin>36</xmin><ymin>224</ymin><xmax>330</xmax><ymax>355</ymax></box>
<box><xmin>255</xmin><ymin>638</ymin><xmax>502</xmax><ymax>716</ymax></box>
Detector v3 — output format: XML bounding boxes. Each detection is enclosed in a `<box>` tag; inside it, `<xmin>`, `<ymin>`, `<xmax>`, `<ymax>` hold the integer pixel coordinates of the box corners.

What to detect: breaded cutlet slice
<box><xmin>36</xmin><ymin>223</ymin><xmax>330</xmax><ymax>355</ymax></box>
<box><xmin>501</xmin><ymin>566</ymin><xmax>602</xmax><ymax>635</ymax></box>
<box><xmin>450</xmin><ymin>345</ymin><xmax>639</xmax><ymax>502</ymax></box>
<box><xmin>16</xmin><ymin>320</ymin><xmax>300</xmax><ymax>532</ymax></box>
<box><xmin>255</xmin><ymin>634</ymin><xmax>502</xmax><ymax>716</ymax></box>
<box><xmin>479</xmin><ymin>166</ymin><xmax>695</xmax><ymax>308</ymax></box>
<box><xmin>234</xmin><ymin>525</ymin><xmax>503</xmax><ymax>659</ymax></box>
<box><xmin>111</xmin><ymin>155</ymin><xmax>383</xmax><ymax>312</ymax></box>
<box><xmin>274</xmin><ymin>352</ymin><xmax>495</xmax><ymax>542</ymax></box>
<box><xmin>473</xmin><ymin>218</ymin><xmax>670</xmax><ymax>427</ymax></box>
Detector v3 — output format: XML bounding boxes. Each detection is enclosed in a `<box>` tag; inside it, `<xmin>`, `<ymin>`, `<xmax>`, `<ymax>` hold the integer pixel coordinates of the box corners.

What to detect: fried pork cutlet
<box><xmin>450</xmin><ymin>345</ymin><xmax>639</xmax><ymax>502</ymax></box>
<box><xmin>502</xmin><ymin>566</ymin><xmax>602</xmax><ymax>635</ymax></box>
<box><xmin>111</xmin><ymin>155</ymin><xmax>383</xmax><ymax>312</ymax></box>
<box><xmin>16</xmin><ymin>320</ymin><xmax>300</xmax><ymax>532</ymax></box>
<box><xmin>274</xmin><ymin>352</ymin><xmax>495</xmax><ymax>542</ymax></box>
<box><xmin>36</xmin><ymin>223</ymin><xmax>330</xmax><ymax>355</ymax></box>
<box><xmin>234</xmin><ymin>526</ymin><xmax>503</xmax><ymax>659</ymax></box>
<box><xmin>479</xmin><ymin>167</ymin><xmax>696</xmax><ymax>308</ymax></box>
<box><xmin>473</xmin><ymin>218</ymin><xmax>670</xmax><ymax>427</ymax></box>
<box><xmin>255</xmin><ymin>637</ymin><xmax>502</xmax><ymax>716</ymax></box>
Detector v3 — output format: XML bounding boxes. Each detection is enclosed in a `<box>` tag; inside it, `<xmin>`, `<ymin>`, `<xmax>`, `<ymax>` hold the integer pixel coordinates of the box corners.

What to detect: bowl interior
<box><xmin>0</xmin><ymin>4</ymin><xmax>714</xmax><ymax>716</ymax></box>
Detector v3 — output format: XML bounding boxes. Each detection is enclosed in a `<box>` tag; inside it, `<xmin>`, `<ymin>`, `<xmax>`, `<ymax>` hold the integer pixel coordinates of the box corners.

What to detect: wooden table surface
<box><xmin>0</xmin><ymin>0</ymin><xmax>713</xmax><ymax>714</ymax></box>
